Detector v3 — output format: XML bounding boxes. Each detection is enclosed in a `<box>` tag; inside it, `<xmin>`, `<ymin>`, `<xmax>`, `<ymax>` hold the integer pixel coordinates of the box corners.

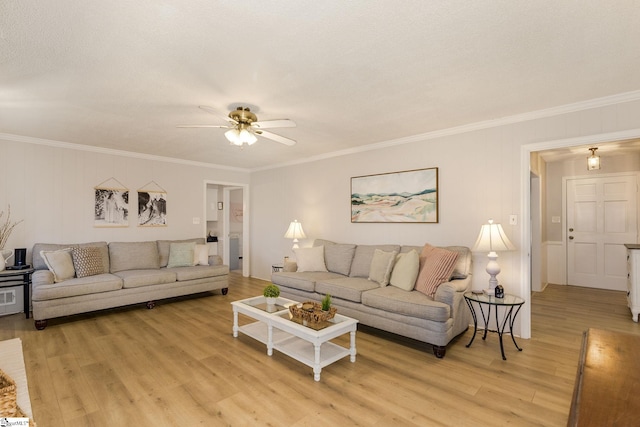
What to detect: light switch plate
<box><xmin>192</xmin><ymin>217</ymin><xmax>201</xmax><ymax>225</ymax></box>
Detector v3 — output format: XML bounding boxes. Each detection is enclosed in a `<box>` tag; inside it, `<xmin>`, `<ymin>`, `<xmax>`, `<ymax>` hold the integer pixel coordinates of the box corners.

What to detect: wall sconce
<box><xmin>284</xmin><ymin>220</ymin><xmax>306</xmax><ymax>250</ymax></box>
<box><xmin>587</xmin><ymin>147</ymin><xmax>601</xmax><ymax>170</ymax></box>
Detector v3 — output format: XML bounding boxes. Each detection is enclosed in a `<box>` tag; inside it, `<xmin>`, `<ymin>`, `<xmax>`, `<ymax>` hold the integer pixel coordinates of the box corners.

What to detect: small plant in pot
<box><xmin>263</xmin><ymin>284</ymin><xmax>280</xmax><ymax>305</ymax></box>
<box><xmin>321</xmin><ymin>293</ymin><xmax>332</xmax><ymax>311</ymax></box>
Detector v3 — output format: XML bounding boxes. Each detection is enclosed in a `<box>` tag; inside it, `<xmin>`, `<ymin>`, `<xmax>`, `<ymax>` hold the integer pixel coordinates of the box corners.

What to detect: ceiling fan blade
<box><xmin>176</xmin><ymin>124</ymin><xmax>230</xmax><ymax>128</ymax></box>
<box><xmin>256</xmin><ymin>130</ymin><xmax>297</xmax><ymax>146</ymax></box>
<box><xmin>198</xmin><ymin>105</ymin><xmax>238</xmax><ymax>124</ymax></box>
<box><xmin>252</xmin><ymin>119</ymin><xmax>296</xmax><ymax>129</ymax></box>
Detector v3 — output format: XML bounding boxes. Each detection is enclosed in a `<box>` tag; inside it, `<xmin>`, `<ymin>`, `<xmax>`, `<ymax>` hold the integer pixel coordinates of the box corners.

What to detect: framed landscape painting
<box><xmin>351</xmin><ymin>167</ymin><xmax>438</xmax><ymax>223</ymax></box>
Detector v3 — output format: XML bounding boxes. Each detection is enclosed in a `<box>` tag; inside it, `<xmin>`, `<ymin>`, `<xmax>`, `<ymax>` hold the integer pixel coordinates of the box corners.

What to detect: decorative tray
<box><xmin>289</xmin><ymin>301</ymin><xmax>337</xmax><ymax>324</ymax></box>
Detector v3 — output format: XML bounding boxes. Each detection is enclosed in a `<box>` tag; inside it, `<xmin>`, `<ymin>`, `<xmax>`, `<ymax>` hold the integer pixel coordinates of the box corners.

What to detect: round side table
<box><xmin>464</xmin><ymin>291</ymin><xmax>525</xmax><ymax>360</ymax></box>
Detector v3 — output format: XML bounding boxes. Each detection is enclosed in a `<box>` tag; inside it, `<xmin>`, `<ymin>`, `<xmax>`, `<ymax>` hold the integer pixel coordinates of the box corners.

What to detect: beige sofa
<box><xmin>31</xmin><ymin>238</ymin><xmax>229</xmax><ymax>330</ymax></box>
<box><xmin>271</xmin><ymin>239</ymin><xmax>472</xmax><ymax>358</ymax></box>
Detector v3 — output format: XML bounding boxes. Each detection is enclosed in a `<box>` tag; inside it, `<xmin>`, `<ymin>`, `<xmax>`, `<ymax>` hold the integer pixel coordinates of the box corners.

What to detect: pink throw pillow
<box><xmin>414</xmin><ymin>244</ymin><xmax>459</xmax><ymax>297</ymax></box>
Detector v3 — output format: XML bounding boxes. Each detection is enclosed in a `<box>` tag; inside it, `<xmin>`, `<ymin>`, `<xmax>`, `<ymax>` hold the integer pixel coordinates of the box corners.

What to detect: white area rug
<box><xmin>0</xmin><ymin>337</ymin><xmax>33</xmax><ymax>419</ymax></box>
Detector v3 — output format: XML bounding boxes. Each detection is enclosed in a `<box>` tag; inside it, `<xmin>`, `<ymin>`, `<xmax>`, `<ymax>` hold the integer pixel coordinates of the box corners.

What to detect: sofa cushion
<box><xmin>272</xmin><ymin>271</ymin><xmax>342</xmax><ymax>292</ymax></box>
<box><xmin>324</xmin><ymin>244</ymin><xmax>356</xmax><ymax>276</ymax></box>
<box><xmin>315</xmin><ymin>277</ymin><xmax>379</xmax><ymax>303</ymax></box>
<box><xmin>389</xmin><ymin>249</ymin><xmax>420</xmax><ymax>291</ymax></box>
<box><xmin>404</xmin><ymin>245</ymin><xmax>471</xmax><ymax>279</ymax></box>
<box><xmin>349</xmin><ymin>245</ymin><xmax>401</xmax><ymax>278</ymax></box>
<box><xmin>443</xmin><ymin>246</ymin><xmax>472</xmax><ymax>279</ymax></box>
<box><xmin>166</xmin><ymin>265</ymin><xmax>229</xmax><ymax>281</ymax></box>
<box><xmin>40</xmin><ymin>248</ymin><xmax>75</xmax><ymax>283</ymax></box>
<box><xmin>362</xmin><ymin>286</ymin><xmax>451</xmax><ymax>322</ymax></box>
<box><xmin>313</xmin><ymin>239</ymin><xmax>336</xmax><ymax>248</ymax></box>
<box><xmin>109</xmin><ymin>241</ymin><xmax>160</xmax><ymax>273</ymax></box>
<box><xmin>114</xmin><ymin>269</ymin><xmax>176</xmax><ymax>288</ymax></box>
<box><xmin>167</xmin><ymin>242</ymin><xmax>196</xmax><ymax>268</ymax></box>
<box><xmin>71</xmin><ymin>246</ymin><xmax>106</xmax><ymax>278</ymax></box>
<box><xmin>294</xmin><ymin>246</ymin><xmax>328</xmax><ymax>272</ymax></box>
<box><xmin>415</xmin><ymin>244</ymin><xmax>459</xmax><ymax>297</ymax></box>
<box><xmin>33</xmin><ymin>242</ymin><xmax>110</xmax><ymax>272</ymax></box>
<box><xmin>32</xmin><ymin>273</ymin><xmax>123</xmax><ymax>300</ymax></box>
<box><xmin>157</xmin><ymin>238</ymin><xmax>205</xmax><ymax>267</ymax></box>
<box><xmin>368</xmin><ymin>249</ymin><xmax>398</xmax><ymax>286</ymax></box>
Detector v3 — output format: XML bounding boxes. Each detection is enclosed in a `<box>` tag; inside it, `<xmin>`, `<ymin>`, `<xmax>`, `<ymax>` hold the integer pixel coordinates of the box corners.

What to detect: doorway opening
<box><xmin>204</xmin><ymin>181</ymin><xmax>250</xmax><ymax>277</ymax></box>
<box><xmin>521</xmin><ymin>128</ymin><xmax>640</xmax><ymax>339</ymax></box>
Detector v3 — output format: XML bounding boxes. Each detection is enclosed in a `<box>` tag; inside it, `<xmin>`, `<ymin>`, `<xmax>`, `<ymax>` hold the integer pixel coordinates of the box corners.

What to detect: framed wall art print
<box><xmin>351</xmin><ymin>167</ymin><xmax>438</xmax><ymax>223</ymax></box>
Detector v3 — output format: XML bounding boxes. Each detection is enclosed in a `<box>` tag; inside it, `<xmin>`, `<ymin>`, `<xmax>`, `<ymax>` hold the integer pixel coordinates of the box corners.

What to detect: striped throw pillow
<box><xmin>414</xmin><ymin>244</ymin><xmax>459</xmax><ymax>297</ymax></box>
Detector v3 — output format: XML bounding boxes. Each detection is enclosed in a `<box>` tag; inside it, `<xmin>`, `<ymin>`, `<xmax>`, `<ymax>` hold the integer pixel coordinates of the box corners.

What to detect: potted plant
<box><xmin>321</xmin><ymin>293</ymin><xmax>332</xmax><ymax>311</ymax></box>
<box><xmin>263</xmin><ymin>284</ymin><xmax>280</xmax><ymax>305</ymax></box>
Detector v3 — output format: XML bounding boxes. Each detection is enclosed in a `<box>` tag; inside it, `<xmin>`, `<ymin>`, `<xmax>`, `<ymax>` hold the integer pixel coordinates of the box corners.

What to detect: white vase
<box><xmin>265</xmin><ymin>297</ymin><xmax>277</xmax><ymax>306</ymax></box>
<box><xmin>0</xmin><ymin>250</ymin><xmax>13</xmax><ymax>272</ymax></box>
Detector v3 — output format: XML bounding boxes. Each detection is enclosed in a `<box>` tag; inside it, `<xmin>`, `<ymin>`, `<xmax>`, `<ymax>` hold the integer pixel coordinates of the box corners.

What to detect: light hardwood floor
<box><xmin>0</xmin><ymin>274</ymin><xmax>638</xmax><ymax>426</ymax></box>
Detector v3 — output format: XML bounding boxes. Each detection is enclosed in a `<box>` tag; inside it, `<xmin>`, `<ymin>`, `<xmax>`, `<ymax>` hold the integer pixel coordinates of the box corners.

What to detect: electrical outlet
<box><xmin>509</xmin><ymin>215</ymin><xmax>517</xmax><ymax>225</ymax></box>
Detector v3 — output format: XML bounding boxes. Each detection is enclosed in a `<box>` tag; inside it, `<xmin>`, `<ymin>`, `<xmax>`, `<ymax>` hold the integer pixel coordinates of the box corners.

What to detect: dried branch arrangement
<box><xmin>0</xmin><ymin>205</ymin><xmax>23</xmax><ymax>250</ymax></box>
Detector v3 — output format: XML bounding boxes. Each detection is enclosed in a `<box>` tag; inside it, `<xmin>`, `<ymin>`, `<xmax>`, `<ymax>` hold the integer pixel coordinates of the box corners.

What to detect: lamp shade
<box><xmin>284</xmin><ymin>220</ymin><xmax>306</xmax><ymax>240</ymax></box>
<box><xmin>473</xmin><ymin>219</ymin><xmax>515</xmax><ymax>253</ymax></box>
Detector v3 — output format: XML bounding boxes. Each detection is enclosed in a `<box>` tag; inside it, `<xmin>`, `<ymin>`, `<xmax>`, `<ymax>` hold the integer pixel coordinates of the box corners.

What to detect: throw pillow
<box><xmin>368</xmin><ymin>249</ymin><xmax>398</xmax><ymax>287</ymax></box>
<box><xmin>415</xmin><ymin>244</ymin><xmax>459</xmax><ymax>297</ymax></box>
<box><xmin>389</xmin><ymin>249</ymin><xmax>420</xmax><ymax>291</ymax></box>
<box><xmin>293</xmin><ymin>246</ymin><xmax>328</xmax><ymax>272</ymax></box>
<box><xmin>71</xmin><ymin>246</ymin><xmax>105</xmax><ymax>278</ymax></box>
<box><xmin>193</xmin><ymin>244</ymin><xmax>210</xmax><ymax>266</ymax></box>
<box><xmin>324</xmin><ymin>244</ymin><xmax>356</xmax><ymax>275</ymax></box>
<box><xmin>40</xmin><ymin>248</ymin><xmax>75</xmax><ymax>283</ymax></box>
<box><xmin>167</xmin><ymin>242</ymin><xmax>196</xmax><ymax>268</ymax></box>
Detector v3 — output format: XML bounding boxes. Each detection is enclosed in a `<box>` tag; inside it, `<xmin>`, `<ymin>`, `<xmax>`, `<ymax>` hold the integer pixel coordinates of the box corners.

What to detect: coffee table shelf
<box><xmin>232</xmin><ymin>295</ymin><xmax>358</xmax><ymax>381</ymax></box>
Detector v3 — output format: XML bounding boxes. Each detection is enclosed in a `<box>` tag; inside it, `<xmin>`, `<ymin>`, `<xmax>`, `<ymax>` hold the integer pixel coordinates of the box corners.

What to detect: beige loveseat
<box><xmin>31</xmin><ymin>238</ymin><xmax>229</xmax><ymax>330</ymax></box>
<box><xmin>271</xmin><ymin>239</ymin><xmax>472</xmax><ymax>358</ymax></box>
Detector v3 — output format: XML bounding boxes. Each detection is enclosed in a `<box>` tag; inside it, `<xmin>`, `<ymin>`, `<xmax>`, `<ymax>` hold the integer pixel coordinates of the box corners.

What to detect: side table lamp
<box><xmin>473</xmin><ymin>219</ymin><xmax>515</xmax><ymax>296</ymax></box>
<box><xmin>284</xmin><ymin>220</ymin><xmax>306</xmax><ymax>250</ymax></box>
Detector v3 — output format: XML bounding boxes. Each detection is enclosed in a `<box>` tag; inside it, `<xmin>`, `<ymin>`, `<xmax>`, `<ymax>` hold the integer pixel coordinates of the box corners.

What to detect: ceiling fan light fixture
<box><xmin>225</xmin><ymin>125</ymin><xmax>257</xmax><ymax>146</ymax></box>
<box><xmin>239</xmin><ymin>128</ymin><xmax>257</xmax><ymax>145</ymax></box>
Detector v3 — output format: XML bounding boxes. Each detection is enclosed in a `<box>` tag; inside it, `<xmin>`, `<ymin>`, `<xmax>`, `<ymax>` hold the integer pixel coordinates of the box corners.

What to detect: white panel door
<box><xmin>567</xmin><ymin>174</ymin><xmax>638</xmax><ymax>290</ymax></box>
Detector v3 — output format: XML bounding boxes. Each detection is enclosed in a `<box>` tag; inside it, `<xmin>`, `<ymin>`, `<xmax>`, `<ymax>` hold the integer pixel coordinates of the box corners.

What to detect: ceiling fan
<box><xmin>178</xmin><ymin>106</ymin><xmax>296</xmax><ymax>147</ymax></box>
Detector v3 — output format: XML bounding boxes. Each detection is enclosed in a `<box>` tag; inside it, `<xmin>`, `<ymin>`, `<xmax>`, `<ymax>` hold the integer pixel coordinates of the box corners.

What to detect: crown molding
<box><xmin>253</xmin><ymin>89</ymin><xmax>640</xmax><ymax>172</ymax></box>
<box><xmin>0</xmin><ymin>133</ymin><xmax>251</xmax><ymax>173</ymax></box>
<box><xmin>3</xmin><ymin>90</ymin><xmax>640</xmax><ymax>174</ymax></box>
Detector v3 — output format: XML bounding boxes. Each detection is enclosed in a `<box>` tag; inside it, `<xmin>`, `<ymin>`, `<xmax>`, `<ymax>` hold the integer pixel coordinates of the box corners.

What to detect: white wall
<box><xmin>251</xmin><ymin>128</ymin><xmax>522</xmax><ymax>284</ymax></box>
<box><xmin>0</xmin><ymin>137</ymin><xmax>250</xmax><ymax>262</ymax></box>
<box><xmin>250</xmin><ymin>98</ymin><xmax>640</xmax><ymax>339</ymax></box>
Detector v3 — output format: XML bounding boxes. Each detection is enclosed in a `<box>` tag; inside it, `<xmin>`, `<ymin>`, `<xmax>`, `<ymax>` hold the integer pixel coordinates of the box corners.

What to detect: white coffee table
<box><xmin>232</xmin><ymin>295</ymin><xmax>358</xmax><ymax>381</ymax></box>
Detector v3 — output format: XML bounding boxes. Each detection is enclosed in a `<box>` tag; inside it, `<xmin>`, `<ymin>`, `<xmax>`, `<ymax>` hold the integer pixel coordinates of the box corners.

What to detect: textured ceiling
<box><xmin>2</xmin><ymin>1</ymin><xmax>640</xmax><ymax>170</ymax></box>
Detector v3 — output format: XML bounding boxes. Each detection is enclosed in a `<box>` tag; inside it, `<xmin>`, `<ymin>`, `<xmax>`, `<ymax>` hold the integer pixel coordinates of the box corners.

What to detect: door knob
<box><xmin>569</xmin><ymin>228</ymin><xmax>574</xmax><ymax>232</ymax></box>
<box><xmin>569</xmin><ymin>236</ymin><xmax>574</xmax><ymax>240</ymax></box>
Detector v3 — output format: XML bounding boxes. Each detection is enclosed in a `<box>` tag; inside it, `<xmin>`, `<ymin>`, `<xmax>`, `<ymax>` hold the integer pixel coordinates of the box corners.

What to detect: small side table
<box><xmin>464</xmin><ymin>292</ymin><xmax>524</xmax><ymax>360</ymax></box>
<box><xmin>0</xmin><ymin>268</ymin><xmax>35</xmax><ymax>319</ymax></box>
<box><xmin>272</xmin><ymin>265</ymin><xmax>283</xmax><ymax>272</ymax></box>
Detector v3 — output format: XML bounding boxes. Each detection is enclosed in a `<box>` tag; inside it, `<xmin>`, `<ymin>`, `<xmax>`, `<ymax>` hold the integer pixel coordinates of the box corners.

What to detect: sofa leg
<box><xmin>35</xmin><ymin>320</ymin><xmax>47</xmax><ymax>330</ymax></box>
<box><xmin>221</xmin><ymin>288</ymin><xmax>229</xmax><ymax>295</ymax></box>
<box><xmin>433</xmin><ymin>345</ymin><xmax>446</xmax><ymax>358</ymax></box>
<box><xmin>146</xmin><ymin>301</ymin><xmax>156</xmax><ymax>309</ymax></box>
